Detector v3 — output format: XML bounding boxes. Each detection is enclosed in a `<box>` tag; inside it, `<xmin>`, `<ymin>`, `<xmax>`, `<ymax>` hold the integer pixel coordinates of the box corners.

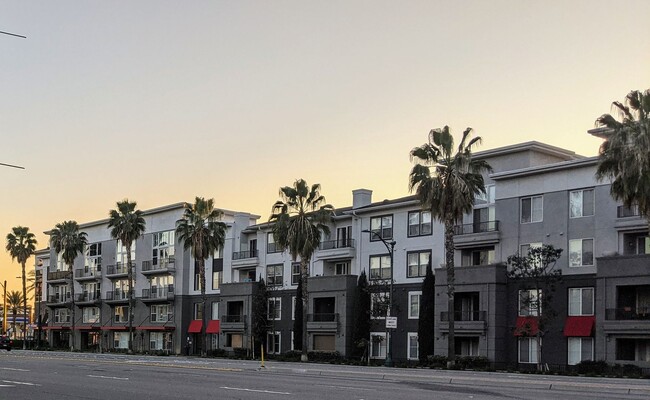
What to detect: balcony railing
<box><xmin>223</xmin><ymin>314</ymin><xmax>246</xmax><ymax>323</ymax></box>
<box><xmin>307</xmin><ymin>313</ymin><xmax>339</xmax><ymax>322</ymax></box>
<box><xmin>76</xmin><ymin>291</ymin><xmax>101</xmax><ymax>302</ymax></box>
<box><xmin>454</xmin><ymin>221</ymin><xmax>500</xmax><ymax>235</ymax></box>
<box><xmin>141</xmin><ymin>285</ymin><xmax>175</xmax><ymax>300</ymax></box>
<box><xmin>47</xmin><ymin>270</ymin><xmax>71</xmax><ymax>281</ymax></box>
<box><xmin>142</xmin><ymin>258</ymin><xmax>176</xmax><ymax>272</ymax></box>
<box><xmin>105</xmin><ymin>290</ymin><xmax>130</xmax><ymax>301</ymax></box>
<box><xmin>605</xmin><ymin>307</ymin><xmax>650</xmax><ymax>320</ymax></box>
<box><xmin>267</xmin><ymin>243</ymin><xmax>283</xmax><ymax>254</ymax></box>
<box><xmin>318</xmin><ymin>239</ymin><xmax>355</xmax><ymax>251</ymax></box>
<box><xmin>74</xmin><ymin>268</ymin><xmax>101</xmax><ymax>279</ymax></box>
<box><xmin>105</xmin><ymin>262</ymin><xmax>133</xmax><ymax>275</ymax></box>
<box><xmin>617</xmin><ymin>205</ymin><xmax>640</xmax><ymax>218</ymax></box>
<box><xmin>47</xmin><ymin>293</ymin><xmax>71</xmax><ymax>304</ymax></box>
<box><xmin>232</xmin><ymin>250</ymin><xmax>258</xmax><ymax>260</ymax></box>
<box><xmin>440</xmin><ymin>310</ymin><xmax>487</xmax><ymax>322</ymax></box>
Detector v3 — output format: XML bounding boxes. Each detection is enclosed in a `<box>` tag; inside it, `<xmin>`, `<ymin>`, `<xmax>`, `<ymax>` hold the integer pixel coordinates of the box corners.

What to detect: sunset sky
<box><xmin>1</xmin><ymin>1</ymin><xmax>649</xmax><ymax>294</ymax></box>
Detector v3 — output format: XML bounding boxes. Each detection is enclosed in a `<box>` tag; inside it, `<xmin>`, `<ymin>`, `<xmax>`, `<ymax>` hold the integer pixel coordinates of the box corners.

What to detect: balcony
<box><xmin>141</xmin><ymin>258</ymin><xmax>176</xmax><ymax>275</ymax></box>
<box><xmin>47</xmin><ymin>270</ymin><xmax>71</xmax><ymax>283</ymax></box>
<box><xmin>231</xmin><ymin>250</ymin><xmax>258</xmax><ymax>268</ymax></box>
<box><xmin>439</xmin><ymin>311</ymin><xmax>487</xmax><ymax>333</ymax></box>
<box><xmin>315</xmin><ymin>239</ymin><xmax>355</xmax><ymax>261</ymax></box>
<box><xmin>46</xmin><ymin>293</ymin><xmax>71</xmax><ymax>307</ymax></box>
<box><xmin>74</xmin><ymin>268</ymin><xmax>101</xmax><ymax>281</ymax></box>
<box><xmin>615</xmin><ymin>205</ymin><xmax>646</xmax><ymax>230</ymax></box>
<box><xmin>104</xmin><ymin>290</ymin><xmax>130</xmax><ymax>304</ymax></box>
<box><xmin>453</xmin><ymin>221</ymin><xmax>500</xmax><ymax>248</ymax></box>
<box><xmin>141</xmin><ymin>286</ymin><xmax>175</xmax><ymax>302</ymax></box>
<box><xmin>618</xmin><ymin>205</ymin><xmax>640</xmax><ymax>218</ymax></box>
<box><xmin>105</xmin><ymin>262</ymin><xmax>133</xmax><ymax>278</ymax></box>
<box><xmin>76</xmin><ymin>291</ymin><xmax>101</xmax><ymax>305</ymax></box>
<box><xmin>266</xmin><ymin>243</ymin><xmax>283</xmax><ymax>254</ymax></box>
<box><xmin>306</xmin><ymin>313</ymin><xmax>339</xmax><ymax>332</ymax></box>
<box><xmin>606</xmin><ymin>307</ymin><xmax>650</xmax><ymax>321</ymax></box>
<box><xmin>220</xmin><ymin>314</ymin><xmax>247</xmax><ymax>332</ymax></box>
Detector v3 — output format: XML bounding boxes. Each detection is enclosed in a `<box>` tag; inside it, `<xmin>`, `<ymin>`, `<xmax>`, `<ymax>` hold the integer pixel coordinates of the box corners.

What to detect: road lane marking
<box><xmin>2</xmin><ymin>380</ymin><xmax>40</xmax><ymax>386</ymax></box>
<box><xmin>87</xmin><ymin>375</ymin><xmax>129</xmax><ymax>380</ymax></box>
<box><xmin>0</xmin><ymin>367</ymin><xmax>29</xmax><ymax>372</ymax></box>
<box><xmin>314</xmin><ymin>384</ymin><xmax>374</xmax><ymax>391</ymax></box>
<box><xmin>220</xmin><ymin>386</ymin><xmax>291</xmax><ymax>395</ymax></box>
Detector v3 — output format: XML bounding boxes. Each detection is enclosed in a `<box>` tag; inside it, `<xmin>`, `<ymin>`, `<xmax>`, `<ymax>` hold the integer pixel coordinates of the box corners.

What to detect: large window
<box><xmin>370</xmin><ymin>332</ymin><xmax>387</xmax><ymax>359</ymax></box>
<box><xmin>267</xmin><ymin>264</ymin><xmax>283</xmax><ymax>287</ymax></box>
<box><xmin>267</xmin><ymin>233</ymin><xmax>281</xmax><ymax>254</ymax></box>
<box><xmin>152</xmin><ymin>231</ymin><xmax>175</xmax><ymax>266</ymax></box>
<box><xmin>408</xmin><ymin>211</ymin><xmax>432</xmax><ymax>237</ymax></box>
<box><xmin>370</xmin><ymin>292</ymin><xmax>389</xmax><ymax>319</ymax></box>
<box><xmin>519</xmin><ymin>289</ymin><xmax>541</xmax><ymax>316</ymax></box>
<box><xmin>268</xmin><ymin>298</ymin><xmax>282</xmax><ymax>320</ymax></box>
<box><xmin>151</xmin><ymin>304</ymin><xmax>173</xmax><ymax>322</ymax></box>
<box><xmin>113</xmin><ymin>279</ymin><xmax>129</xmax><ymax>299</ymax></box>
<box><xmin>408</xmin><ymin>332</ymin><xmax>419</xmax><ymax>360</ymax></box>
<box><xmin>455</xmin><ymin>337</ymin><xmax>480</xmax><ymax>356</ymax></box>
<box><xmin>568</xmin><ymin>337</ymin><xmax>593</xmax><ymax>365</ymax></box>
<box><xmin>569</xmin><ymin>239</ymin><xmax>594</xmax><ymax>267</ymax></box>
<box><xmin>193</xmin><ymin>303</ymin><xmax>203</xmax><ymax>320</ymax></box>
<box><xmin>408</xmin><ymin>291</ymin><xmax>421</xmax><ymax>319</ymax></box>
<box><xmin>54</xmin><ymin>308</ymin><xmax>70</xmax><ymax>323</ymax></box>
<box><xmin>570</xmin><ymin>189</ymin><xmax>594</xmax><ymax>218</ymax></box>
<box><xmin>82</xmin><ymin>307</ymin><xmax>99</xmax><ymax>323</ymax></box>
<box><xmin>114</xmin><ymin>332</ymin><xmax>129</xmax><ymax>349</ymax></box>
<box><xmin>568</xmin><ymin>288</ymin><xmax>594</xmax><ymax>316</ymax></box>
<box><xmin>369</xmin><ymin>255</ymin><xmax>391</xmax><ymax>280</ymax></box>
<box><xmin>116</xmin><ymin>240</ymin><xmax>136</xmax><ymax>266</ymax></box>
<box><xmin>407</xmin><ymin>251</ymin><xmax>430</xmax><ymax>278</ymax></box>
<box><xmin>473</xmin><ymin>184</ymin><xmax>496</xmax><ymax>229</ymax></box>
<box><xmin>521</xmin><ymin>196</ymin><xmax>543</xmax><ymax>223</ymax></box>
<box><xmin>518</xmin><ymin>337</ymin><xmax>540</xmax><ymax>364</ymax></box>
<box><xmin>212</xmin><ymin>270</ymin><xmax>222</xmax><ymax>290</ymax></box>
<box><xmin>461</xmin><ymin>247</ymin><xmax>495</xmax><ymax>266</ymax></box>
<box><xmin>370</xmin><ymin>215</ymin><xmax>393</xmax><ymax>240</ymax></box>
<box><xmin>335</xmin><ymin>262</ymin><xmax>350</xmax><ymax>275</ymax></box>
<box><xmin>291</xmin><ymin>263</ymin><xmax>301</xmax><ymax>285</ymax></box>
<box><xmin>114</xmin><ymin>306</ymin><xmax>128</xmax><ymax>323</ymax></box>
<box><xmin>211</xmin><ymin>302</ymin><xmax>220</xmax><ymax>320</ymax></box>
<box><xmin>84</xmin><ymin>243</ymin><xmax>102</xmax><ymax>273</ymax></box>
<box><xmin>267</xmin><ymin>331</ymin><xmax>281</xmax><ymax>354</ymax></box>
<box><xmin>150</xmin><ymin>332</ymin><xmax>172</xmax><ymax>351</ymax></box>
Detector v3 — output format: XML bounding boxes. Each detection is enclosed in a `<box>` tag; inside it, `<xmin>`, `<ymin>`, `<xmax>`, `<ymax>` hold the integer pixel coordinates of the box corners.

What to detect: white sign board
<box><xmin>385</xmin><ymin>316</ymin><xmax>397</xmax><ymax>329</ymax></box>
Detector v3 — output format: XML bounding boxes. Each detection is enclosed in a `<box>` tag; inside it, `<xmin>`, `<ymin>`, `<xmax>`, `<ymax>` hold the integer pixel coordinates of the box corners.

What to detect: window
<box><xmin>226</xmin><ymin>333</ymin><xmax>243</xmax><ymax>348</ymax></box>
<box><xmin>336</xmin><ymin>226</ymin><xmax>352</xmax><ymax>247</ymax></box>
<box><xmin>370</xmin><ymin>332</ymin><xmax>387</xmax><ymax>359</ymax></box>
<box><xmin>114</xmin><ymin>306</ymin><xmax>128</xmax><ymax>323</ymax></box>
<box><xmin>455</xmin><ymin>337</ymin><xmax>480</xmax><ymax>356</ymax></box>
<box><xmin>150</xmin><ymin>332</ymin><xmax>172</xmax><ymax>351</ymax></box>
<box><xmin>408</xmin><ymin>211</ymin><xmax>432</xmax><ymax>237</ymax></box>
<box><xmin>151</xmin><ymin>304</ymin><xmax>172</xmax><ymax>322</ymax></box>
<box><xmin>267</xmin><ymin>264</ymin><xmax>283</xmax><ymax>287</ymax></box>
<box><xmin>369</xmin><ymin>255</ymin><xmax>391</xmax><ymax>280</ymax></box>
<box><xmin>520</xmin><ymin>243</ymin><xmax>543</xmax><ymax>255</ymax></box>
<box><xmin>291</xmin><ymin>296</ymin><xmax>296</xmax><ymax>321</ymax></box>
<box><xmin>291</xmin><ymin>263</ymin><xmax>301</xmax><ymax>285</ymax></box>
<box><xmin>407</xmin><ymin>332</ymin><xmax>419</xmax><ymax>360</ymax></box>
<box><xmin>193</xmin><ymin>303</ymin><xmax>203</xmax><ymax>320</ymax></box>
<box><xmin>521</xmin><ymin>196</ymin><xmax>543</xmax><ymax>223</ymax></box>
<box><xmin>268</xmin><ymin>298</ymin><xmax>281</xmax><ymax>320</ymax></box>
<box><xmin>211</xmin><ymin>301</ymin><xmax>220</xmax><ymax>320</ymax></box>
<box><xmin>313</xmin><ymin>334</ymin><xmax>336</xmax><ymax>351</ymax></box>
<box><xmin>407</xmin><ymin>251</ymin><xmax>430</xmax><ymax>278</ymax></box>
<box><xmin>84</xmin><ymin>243</ymin><xmax>102</xmax><ymax>273</ymax></box>
<box><xmin>569</xmin><ymin>239</ymin><xmax>594</xmax><ymax>267</ymax></box>
<box><xmin>518</xmin><ymin>337</ymin><xmax>540</xmax><ymax>364</ymax></box>
<box><xmin>519</xmin><ymin>289</ymin><xmax>541</xmax><ymax>316</ymax></box>
<box><xmin>114</xmin><ymin>332</ymin><xmax>129</xmax><ymax>349</ymax></box>
<box><xmin>334</xmin><ymin>262</ymin><xmax>350</xmax><ymax>275</ymax></box>
<box><xmin>213</xmin><ymin>246</ymin><xmax>223</xmax><ymax>259</ymax></box>
<box><xmin>568</xmin><ymin>337</ymin><xmax>593</xmax><ymax>365</ymax></box>
<box><xmin>267</xmin><ymin>331</ymin><xmax>280</xmax><ymax>354</ymax></box>
<box><xmin>82</xmin><ymin>307</ymin><xmax>99</xmax><ymax>323</ymax></box>
<box><xmin>408</xmin><ymin>291</ymin><xmax>421</xmax><ymax>319</ymax></box>
<box><xmin>267</xmin><ymin>233</ymin><xmax>281</xmax><ymax>254</ymax></box>
<box><xmin>370</xmin><ymin>292</ymin><xmax>389</xmax><ymax>319</ymax></box>
<box><xmin>193</xmin><ymin>261</ymin><xmax>203</xmax><ymax>291</ymax></box>
<box><xmin>570</xmin><ymin>189</ymin><xmax>594</xmax><ymax>218</ymax></box>
<box><xmin>116</xmin><ymin>240</ymin><xmax>136</xmax><ymax>266</ymax></box>
<box><xmin>54</xmin><ymin>308</ymin><xmax>70</xmax><ymax>323</ymax></box>
<box><xmin>473</xmin><ymin>185</ymin><xmax>496</xmax><ymax>230</ymax></box>
<box><xmin>370</xmin><ymin>215</ymin><xmax>393</xmax><ymax>240</ymax></box>
<box><xmin>152</xmin><ymin>231</ymin><xmax>175</xmax><ymax>266</ymax></box>
<box><xmin>568</xmin><ymin>288</ymin><xmax>594</xmax><ymax>316</ymax></box>
<box><xmin>212</xmin><ymin>270</ymin><xmax>222</xmax><ymax>290</ymax></box>
<box><xmin>461</xmin><ymin>247</ymin><xmax>495</xmax><ymax>266</ymax></box>
<box><xmin>475</xmin><ymin>184</ymin><xmax>495</xmax><ymax>206</ymax></box>
<box><xmin>113</xmin><ymin>279</ymin><xmax>130</xmax><ymax>299</ymax></box>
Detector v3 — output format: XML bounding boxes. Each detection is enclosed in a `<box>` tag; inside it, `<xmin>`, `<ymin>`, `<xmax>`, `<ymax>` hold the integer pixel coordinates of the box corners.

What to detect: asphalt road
<box><xmin>0</xmin><ymin>351</ymin><xmax>649</xmax><ymax>399</ymax></box>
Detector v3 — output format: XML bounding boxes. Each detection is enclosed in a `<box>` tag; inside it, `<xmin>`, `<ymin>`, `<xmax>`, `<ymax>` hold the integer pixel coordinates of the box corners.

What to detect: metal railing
<box><xmin>76</xmin><ymin>292</ymin><xmax>101</xmax><ymax>302</ymax></box>
<box><xmin>232</xmin><ymin>250</ymin><xmax>258</xmax><ymax>260</ymax></box>
<box><xmin>307</xmin><ymin>313</ymin><xmax>339</xmax><ymax>322</ymax></box>
<box><xmin>266</xmin><ymin>243</ymin><xmax>283</xmax><ymax>254</ymax></box>
<box><xmin>142</xmin><ymin>258</ymin><xmax>176</xmax><ymax>272</ymax></box>
<box><xmin>105</xmin><ymin>290</ymin><xmax>130</xmax><ymax>301</ymax></box>
<box><xmin>617</xmin><ymin>205</ymin><xmax>640</xmax><ymax>218</ymax></box>
<box><xmin>105</xmin><ymin>262</ymin><xmax>134</xmax><ymax>275</ymax></box>
<box><xmin>223</xmin><ymin>314</ymin><xmax>246</xmax><ymax>323</ymax></box>
<box><xmin>454</xmin><ymin>221</ymin><xmax>500</xmax><ymax>235</ymax></box>
<box><xmin>74</xmin><ymin>268</ymin><xmax>101</xmax><ymax>279</ymax></box>
<box><xmin>318</xmin><ymin>239</ymin><xmax>355</xmax><ymax>250</ymax></box>
<box><xmin>440</xmin><ymin>310</ymin><xmax>487</xmax><ymax>322</ymax></box>
<box><xmin>47</xmin><ymin>293</ymin><xmax>71</xmax><ymax>304</ymax></box>
<box><xmin>141</xmin><ymin>285</ymin><xmax>175</xmax><ymax>300</ymax></box>
<box><xmin>47</xmin><ymin>270</ymin><xmax>71</xmax><ymax>281</ymax></box>
<box><xmin>605</xmin><ymin>307</ymin><xmax>650</xmax><ymax>320</ymax></box>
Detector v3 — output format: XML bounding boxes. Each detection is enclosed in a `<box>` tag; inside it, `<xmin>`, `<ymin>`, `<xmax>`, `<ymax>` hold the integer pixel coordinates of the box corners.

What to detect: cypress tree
<box><xmin>251</xmin><ymin>277</ymin><xmax>269</xmax><ymax>353</ymax></box>
<box><xmin>351</xmin><ymin>271</ymin><xmax>371</xmax><ymax>359</ymax></box>
<box><xmin>418</xmin><ymin>261</ymin><xmax>435</xmax><ymax>364</ymax></box>
<box><xmin>293</xmin><ymin>278</ymin><xmax>303</xmax><ymax>351</ymax></box>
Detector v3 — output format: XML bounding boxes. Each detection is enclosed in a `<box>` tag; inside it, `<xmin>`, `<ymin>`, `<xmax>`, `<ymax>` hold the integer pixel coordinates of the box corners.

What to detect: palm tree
<box><xmin>409</xmin><ymin>126</ymin><xmax>491</xmax><ymax>366</ymax></box>
<box><xmin>108</xmin><ymin>200</ymin><xmax>146</xmax><ymax>353</ymax></box>
<box><xmin>6</xmin><ymin>226</ymin><xmax>37</xmax><ymax>349</ymax></box>
<box><xmin>176</xmin><ymin>197</ymin><xmax>227</xmax><ymax>357</ymax></box>
<box><xmin>595</xmin><ymin>89</ymin><xmax>650</xmax><ymax>227</ymax></box>
<box><xmin>269</xmin><ymin>179</ymin><xmax>334</xmax><ymax>361</ymax></box>
<box><xmin>6</xmin><ymin>291</ymin><xmax>24</xmax><ymax>340</ymax></box>
<box><xmin>50</xmin><ymin>221</ymin><xmax>87</xmax><ymax>351</ymax></box>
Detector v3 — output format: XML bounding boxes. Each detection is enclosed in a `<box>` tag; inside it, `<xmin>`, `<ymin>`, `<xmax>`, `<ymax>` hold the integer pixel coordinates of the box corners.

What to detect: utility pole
<box><xmin>2</xmin><ymin>280</ymin><xmax>7</xmax><ymax>334</ymax></box>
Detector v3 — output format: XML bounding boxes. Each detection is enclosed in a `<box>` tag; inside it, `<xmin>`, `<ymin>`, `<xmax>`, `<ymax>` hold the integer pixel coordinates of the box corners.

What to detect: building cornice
<box><xmin>490</xmin><ymin>157</ymin><xmax>599</xmax><ymax>180</ymax></box>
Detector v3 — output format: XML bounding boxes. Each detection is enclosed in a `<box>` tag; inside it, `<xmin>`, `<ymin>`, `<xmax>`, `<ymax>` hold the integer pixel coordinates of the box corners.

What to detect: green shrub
<box><xmin>456</xmin><ymin>356</ymin><xmax>490</xmax><ymax>370</ymax></box>
<box><xmin>576</xmin><ymin>360</ymin><xmax>609</xmax><ymax>375</ymax></box>
<box><xmin>426</xmin><ymin>355</ymin><xmax>448</xmax><ymax>368</ymax></box>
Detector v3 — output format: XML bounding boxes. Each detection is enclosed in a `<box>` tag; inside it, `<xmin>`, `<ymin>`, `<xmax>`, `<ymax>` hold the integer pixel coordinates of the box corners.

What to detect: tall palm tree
<box><xmin>50</xmin><ymin>221</ymin><xmax>87</xmax><ymax>351</ymax></box>
<box><xmin>6</xmin><ymin>290</ymin><xmax>24</xmax><ymax>340</ymax></box>
<box><xmin>595</xmin><ymin>89</ymin><xmax>650</xmax><ymax>227</ymax></box>
<box><xmin>6</xmin><ymin>226</ymin><xmax>37</xmax><ymax>349</ymax></box>
<box><xmin>108</xmin><ymin>200</ymin><xmax>146</xmax><ymax>353</ymax></box>
<box><xmin>269</xmin><ymin>179</ymin><xmax>334</xmax><ymax>361</ymax></box>
<box><xmin>409</xmin><ymin>126</ymin><xmax>491</xmax><ymax>366</ymax></box>
<box><xmin>176</xmin><ymin>197</ymin><xmax>227</xmax><ymax>357</ymax></box>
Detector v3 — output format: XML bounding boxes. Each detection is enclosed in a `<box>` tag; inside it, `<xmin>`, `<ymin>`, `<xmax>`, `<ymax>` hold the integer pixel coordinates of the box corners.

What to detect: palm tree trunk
<box><xmin>200</xmin><ymin>259</ymin><xmax>207</xmax><ymax>357</ymax></box>
<box><xmin>300</xmin><ymin>258</ymin><xmax>309</xmax><ymax>362</ymax></box>
<box><xmin>12</xmin><ymin>308</ymin><xmax>16</xmax><ymax>340</ymax></box>
<box><xmin>127</xmin><ymin>244</ymin><xmax>134</xmax><ymax>353</ymax></box>
<box><xmin>21</xmin><ymin>262</ymin><xmax>27</xmax><ymax>350</ymax></box>
<box><xmin>70</xmin><ymin>262</ymin><xmax>76</xmax><ymax>351</ymax></box>
<box><xmin>445</xmin><ymin>221</ymin><xmax>456</xmax><ymax>367</ymax></box>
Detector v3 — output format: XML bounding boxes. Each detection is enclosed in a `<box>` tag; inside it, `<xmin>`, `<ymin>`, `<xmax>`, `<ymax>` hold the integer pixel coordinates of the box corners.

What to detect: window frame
<box><xmin>370</xmin><ymin>292</ymin><xmax>389</xmax><ymax>319</ymax></box>
<box><xmin>266</xmin><ymin>264</ymin><xmax>284</xmax><ymax>287</ymax></box>
<box><xmin>370</xmin><ymin>215</ymin><xmax>393</xmax><ymax>241</ymax></box>
<box><xmin>569</xmin><ymin>188</ymin><xmax>595</xmax><ymax>218</ymax></box>
<box><xmin>291</xmin><ymin>263</ymin><xmax>301</xmax><ymax>285</ymax></box>
<box><xmin>369</xmin><ymin>254</ymin><xmax>392</xmax><ymax>280</ymax></box>
<box><xmin>407</xmin><ymin>332</ymin><xmax>419</xmax><ymax>360</ymax></box>
<box><xmin>520</xmin><ymin>195</ymin><xmax>543</xmax><ymax>224</ymax></box>
<box><xmin>567</xmin><ymin>337</ymin><xmax>594</xmax><ymax>365</ymax></box>
<box><xmin>406</xmin><ymin>250</ymin><xmax>431</xmax><ymax>278</ymax></box>
<box><xmin>568</xmin><ymin>287</ymin><xmax>594</xmax><ymax>316</ymax></box>
<box><xmin>407</xmin><ymin>211</ymin><xmax>432</xmax><ymax>237</ymax></box>
<box><xmin>370</xmin><ymin>332</ymin><xmax>387</xmax><ymax>359</ymax></box>
<box><xmin>518</xmin><ymin>289</ymin><xmax>542</xmax><ymax>317</ymax></box>
<box><xmin>408</xmin><ymin>291</ymin><xmax>422</xmax><ymax>319</ymax></box>
<box><xmin>569</xmin><ymin>238</ymin><xmax>594</xmax><ymax>267</ymax></box>
<box><xmin>211</xmin><ymin>301</ymin><xmax>220</xmax><ymax>320</ymax></box>
<box><xmin>266</xmin><ymin>331</ymin><xmax>281</xmax><ymax>354</ymax></box>
<box><xmin>212</xmin><ymin>270</ymin><xmax>222</xmax><ymax>290</ymax></box>
<box><xmin>267</xmin><ymin>297</ymin><xmax>282</xmax><ymax>320</ymax></box>
<box><xmin>518</xmin><ymin>337</ymin><xmax>540</xmax><ymax>364</ymax></box>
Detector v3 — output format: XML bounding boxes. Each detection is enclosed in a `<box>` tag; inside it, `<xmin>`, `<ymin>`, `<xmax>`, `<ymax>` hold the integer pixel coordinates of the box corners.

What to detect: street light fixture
<box><xmin>362</xmin><ymin>229</ymin><xmax>395</xmax><ymax>367</ymax></box>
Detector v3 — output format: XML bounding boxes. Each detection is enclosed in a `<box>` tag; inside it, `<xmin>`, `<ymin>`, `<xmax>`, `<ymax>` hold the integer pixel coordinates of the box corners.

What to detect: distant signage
<box><xmin>385</xmin><ymin>316</ymin><xmax>397</xmax><ymax>329</ymax></box>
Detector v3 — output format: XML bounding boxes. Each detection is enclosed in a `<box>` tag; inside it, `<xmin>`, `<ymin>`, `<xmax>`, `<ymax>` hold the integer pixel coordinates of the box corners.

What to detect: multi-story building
<box><xmin>37</xmin><ymin>137</ymin><xmax>649</xmax><ymax>368</ymax></box>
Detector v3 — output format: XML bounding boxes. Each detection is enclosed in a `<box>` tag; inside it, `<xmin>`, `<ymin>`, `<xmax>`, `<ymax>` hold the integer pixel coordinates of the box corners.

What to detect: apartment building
<box><xmin>36</xmin><ymin>138</ymin><xmax>649</xmax><ymax>368</ymax></box>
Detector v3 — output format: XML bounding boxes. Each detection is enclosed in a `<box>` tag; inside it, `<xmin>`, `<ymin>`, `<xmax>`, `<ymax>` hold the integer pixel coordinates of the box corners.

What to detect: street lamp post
<box><xmin>362</xmin><ymin>229</ymin><xmax>395</xmax><ymax>368</ymax></box>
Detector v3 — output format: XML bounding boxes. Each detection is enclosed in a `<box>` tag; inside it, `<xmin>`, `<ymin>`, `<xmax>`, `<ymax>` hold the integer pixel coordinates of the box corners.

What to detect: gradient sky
<box><xmin>1</xmin><ymin>1</ymin><xmax>649</xmax><ymax>293</ymax></box>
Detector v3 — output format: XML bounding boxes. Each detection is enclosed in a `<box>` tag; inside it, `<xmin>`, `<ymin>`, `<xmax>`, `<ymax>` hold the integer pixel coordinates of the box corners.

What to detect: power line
<box><xmin>0</xmin><ymin>30</ymin><xmax>26</xmax><ymax>39</ymax></box>
<box><xmin>0</xmin><ymin>163</ymin><xmax>25</xmax><ymax>170</ymax></box>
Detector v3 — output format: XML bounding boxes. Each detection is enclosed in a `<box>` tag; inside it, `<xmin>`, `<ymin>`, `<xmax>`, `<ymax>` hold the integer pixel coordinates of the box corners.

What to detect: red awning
<box><xmin>563</xmin><ymin>316</ymin><xmax>595</xmax><ymax>337</ymax></box>
<box><xmin>188</xmin><ymin>320</ymin><xmax>203</xmax><ymax>333</ymax></box>
<box><xmin>514</xmin><ymin>316</ymin><xmax>539</xmax><ymax>336</ymax></box>
<box><xmin>206</xmin><ymin>320</ymin><xmax>220</xmax><ymax>334</ymax></box>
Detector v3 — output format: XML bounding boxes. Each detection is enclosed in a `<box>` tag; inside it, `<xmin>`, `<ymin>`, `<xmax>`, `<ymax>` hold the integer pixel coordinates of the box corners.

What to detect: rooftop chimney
<box><xmin>352</xmin><ymin>189</ymin><xmax>372</xmax><ymax>209</ymax></box>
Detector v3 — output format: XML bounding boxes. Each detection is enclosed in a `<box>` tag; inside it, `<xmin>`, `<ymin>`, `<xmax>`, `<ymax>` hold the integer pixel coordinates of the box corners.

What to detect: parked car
<box><xmin>0</xmin><ymin>336</ymin><xmax>12</xmax><ymax>351</ymax></box>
